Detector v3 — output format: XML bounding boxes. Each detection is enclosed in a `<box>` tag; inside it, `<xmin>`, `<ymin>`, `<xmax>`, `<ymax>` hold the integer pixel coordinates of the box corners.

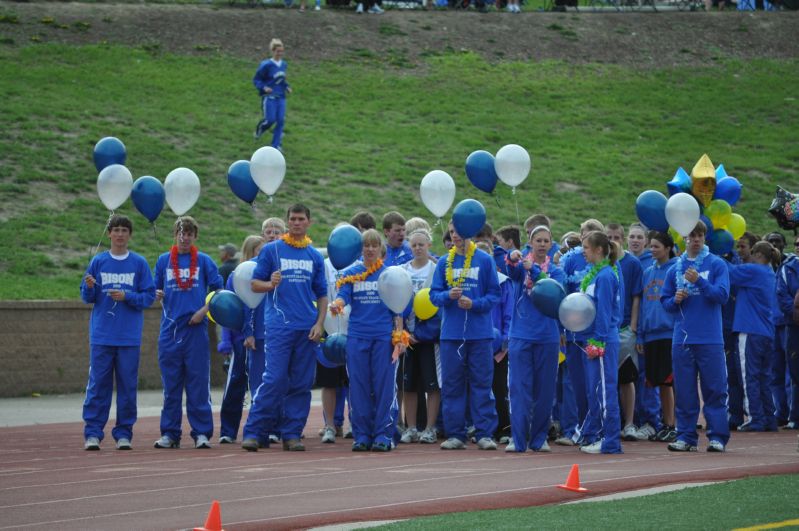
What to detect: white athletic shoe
<box><xmin>321</xmin><ymin>426</ymin><xmax>336</xmax><ymax>444</ymax></box>
<box><xmin>154</xmin><ymin>435</ymin><xmax>179</xmax><ymax>449</ymax></box>
<box><xmin>533</xmin><ymin>441</ymin><xmax>551</xmax><ymax>452</ymax></box>
<box><xmin>84</xmin><ymin>437</ymin><xmax>100</xmax><ymax>451</ymax></box>
<box><xmin>116</xmin><ymin>438</ymin><xmax>132</xmax><ymax>450</ymax></box>
<box><xmin>634</xmin><ymin>423</ymin><xmax>656</xmax><ymax>441</ymax></box>
<box><xmin>400</xmin><ymin>428</ymin><xmax>420</xmax><ymax>443</ymax></box>
<box><xmin>504</xmin><ymin>441</ymin><xmax>517</xmax><ymax>452</ymax></box>
<box><xmin>356</xmin><ymin>2</ymin><xmax>364</xmax><ymax>11</ymax></box>
<box><xmin>580</xmin><ymin>440</ymin><xmax>603</xmax><ymax>454</ymax></box>
<box><xmin>219</xmin><ymin>436</ymin><xmax>235</xmax><ymax>444</ymax></box>
<box><xmin>195</xmin><ymin>435</ymin><xmax>211</xmax><ymax>449</ymax></box>
<box><xmin>440</xmin><ymin>437</ymin><xmax>466</xmax><ymax>450</ymax></box>
<box><xmin>476</xmin><ymin>437</ymin><xmax>497</xmax><ymax>450</ymax></box>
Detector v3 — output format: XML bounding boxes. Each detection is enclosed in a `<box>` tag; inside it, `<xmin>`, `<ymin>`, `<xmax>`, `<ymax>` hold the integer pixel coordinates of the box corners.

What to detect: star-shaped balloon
<box><xmin>768</xmin><ymin>186</ymin><xmax>799</xmax><ymax>230</ymax></box>
<box><xmin>667</xmin><ymin>167</ymin><xmax>692</xmax><ymax>197</ymax></box>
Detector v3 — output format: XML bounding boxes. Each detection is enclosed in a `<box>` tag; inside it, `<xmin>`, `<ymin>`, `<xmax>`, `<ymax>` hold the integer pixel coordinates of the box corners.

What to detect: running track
<box><xmin>1</xmin><ymin>413</ymin><xmax>797</xmax><ymax>530</ymax></box>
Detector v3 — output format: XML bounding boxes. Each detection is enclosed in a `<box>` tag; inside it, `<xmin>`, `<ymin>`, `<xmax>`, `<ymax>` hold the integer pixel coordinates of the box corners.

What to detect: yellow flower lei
<box><xmin>336</xmin><ymin>259</ymin><xmax>384</xmax><ymax>291</ymax></box>
<box><xmin>446</xmin><ymin>241</ymin><xmax>476</xmax><ymax>288</ymax></box>
<box><xmin>281</xmin><ymin>233</ymin><xmax>312</xmax><ymax>248</ymax></box>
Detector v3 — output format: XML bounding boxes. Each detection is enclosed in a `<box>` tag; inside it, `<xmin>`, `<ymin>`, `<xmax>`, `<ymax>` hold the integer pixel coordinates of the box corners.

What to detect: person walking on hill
<box><xmin>254</xmin><ymin>38</ymin><xmax>292</xmax><ymax>151</ymax></box>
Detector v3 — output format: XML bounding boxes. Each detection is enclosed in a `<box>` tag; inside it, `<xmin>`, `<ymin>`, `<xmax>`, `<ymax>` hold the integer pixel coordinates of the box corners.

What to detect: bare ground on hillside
<box><xmin>0</xmin><ymin>1</ymin><xmax>797</xmax><ymax>67</ymax></box>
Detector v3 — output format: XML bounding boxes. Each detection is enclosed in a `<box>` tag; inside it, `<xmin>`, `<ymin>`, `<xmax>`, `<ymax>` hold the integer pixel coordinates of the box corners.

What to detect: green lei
<box><xmin>580</xmin><ymin>259</ymin><xmax>619</xmax><ymax>293</ymax></box>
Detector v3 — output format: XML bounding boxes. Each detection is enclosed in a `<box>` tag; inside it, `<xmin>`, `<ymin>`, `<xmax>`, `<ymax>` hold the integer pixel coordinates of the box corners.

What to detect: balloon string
<box><xmin>92</xmin><ymin>211</ymin><xmax>115</xmax><ymax>259</ymax></box>
<box><xmin>513</xmin><ymin>191</ymin><xmax>521</xmax><ymax>226</ymax></box>
<box><xmin>456</xmin><ymin>309</ymin><xmax>468</xmax><ymax>360</ymax></box>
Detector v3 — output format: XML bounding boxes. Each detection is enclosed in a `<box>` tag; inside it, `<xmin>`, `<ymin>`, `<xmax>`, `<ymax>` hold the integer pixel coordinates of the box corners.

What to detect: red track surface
<box><xmin>1</xmin><ymin>412</ymin><xmax>797</xmax><ymax>531</ymax></box>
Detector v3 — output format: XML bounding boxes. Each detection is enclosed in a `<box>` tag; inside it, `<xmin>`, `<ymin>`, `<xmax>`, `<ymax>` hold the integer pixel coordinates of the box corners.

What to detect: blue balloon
<box><xmin>452</xmin><ymin>199</ymin><xmax>486</xmax><ymax>239</ymax></box>
<box><xmin>321</xmin><ymin>333</ymin><xmax>347</xmax><ymax>367</ymax></box>
<box><xmin>666</xmin><ymin>167</ymin><xmax>692</xmax><ymax>197</ymax></box>
<box><xmin>708</xmin><ymin>229</ymin><xmax>734</xmax><ymax>255</ymax></box>
<box><xmin>93</xmin><ymin>137</ymin><xmax>126</xmax><ymax>172</ymax></box>
<box><xmin>531</xmin><ymin>278</ymin><xmax>567</xmax><ymax>319</ymax></box>
<box><xmin>714</xmin><ymin>176</ymin><xmax>742</xmax><ymax>206</ymax></box>
<box><xmin>227</xmin><ymin>160</ymin><xmax>259</xmax><ymax>204</ymax></box>
<box><xmin>131</xmin><ymin>176</ymin><xmax>165</xmax><ymax>223</ymax></box>
<box><xmin>635</xmin><ymin>190</ymin><xmax>669</xmax><ymax>232</ymax></box>
<box><xmin>209</xmin><ymin>290</ymin><xmax>246</xmax><ymax>331</ymax></box>
<box><xmin>465</xmin><ymin>150</ymin><xmax>498</xmax><ymax>194</ymax></box>
<box><xmin>327</xmin><ymin>224</ymin><xmax>363</xmax><ymax>270</ymax></box>
<box><xmin>700</xmin><ymin>214</ymin><xmax>715</xmax><ymax>240</ymax></box>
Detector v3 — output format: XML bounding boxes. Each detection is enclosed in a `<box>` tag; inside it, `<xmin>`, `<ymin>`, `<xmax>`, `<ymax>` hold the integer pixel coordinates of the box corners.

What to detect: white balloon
<box><xmin>558</xmin><ymin>293</ymin><xmax>596</xmax><ymax>333</ymax></box>
<box><xmin>324</xmin><ymin>304</ymin><xmax>351</xmax><ymax>335</ymax></box>
<box><xmin>97</xmin><ymin>164</ymin><xmax>133</xmax><ymax>210</ymax></box>
<box><xmin>164</xmin><ymin>167</ymin><xmax>200</xmax><ymax>216</ymax></box>
<box><xmin>232</xmin><ymin>261</ymin><xmax>266</xmax><ymax>310</ymax></box>
<box><xmin>420</xmin><ymin>170</ymin><xmax>456</xmax><ymax>219</ymax></box>
<box><xmin>495</xmin><ymin>144</ymin><xmax>531</xmax><ymax>188</ymax></box>
<box><xmin>665</xmin><ymin>192</ymin><xmax>701</xmax><ymax>237</ymax></box>
<box><xmin>251</xmin><ymin>146</ymin><xmax>285</xmax><ymax>197</ymax></box>
<box><xmin>378</xmin><ymin>266</ymin><xmax>414</xmax><ymax>314</ymax></box>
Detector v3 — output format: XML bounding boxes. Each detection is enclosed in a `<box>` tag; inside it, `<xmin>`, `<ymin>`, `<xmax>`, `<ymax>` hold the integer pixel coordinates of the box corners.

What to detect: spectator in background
<box><xmin>736</xmin><ymin>232</ymin><xmax>760</xmax><ymax>264</ymax></box>
<box><xmin>524</xmin><ymin>214</ymin><xmax>560</xmax><ymax>259</ymax></box>
<box><xmin>350</xmin><ymin>211</ymin><xmax>376</xmax><ymax>232</ymax></box>
<box><xmin>218</xmin><ymin>243</ymin><xmax>239</xmax><ymax>284</ymax></box>
<box><xmin>80</xmin><ymin>215</ymin><xmax>155</xmax><ymax>451</ymax></box>
<box><xmin>776</xmin><ymin>236</ymin><xmax>799</xmax><ymax>430</ymax></box>
<box><xmin>496</xmin><ymin>225</ymin><xmax>521</xmax><ymax>254</ymax></box>
<box><xmin>383</xmin><ymin>211</ymin><xmax>413</xmax><ymax>266</ymax></box>
<box><xmin>765</xmin><ymin>232</ymin><xmax>789</xmax><ymax>263</ymax></box>
<box><xmin>475</xmin><ymin>223</ymin><xmax>509</xmax><ymax>275</ymax></box>
<box><xmin>442</xmin><ymin>229</ymin><xmax>453</xmax><ymax>251</ymax></box>
<box><xmin>254</xmin><ymin>38</ymin><xmax>292</xmax><ymax>151</ymax></box>
<box><xmin>628</xmin><ymin>223</ymin><xmax>653</xmax><ymax>270</ymax></box>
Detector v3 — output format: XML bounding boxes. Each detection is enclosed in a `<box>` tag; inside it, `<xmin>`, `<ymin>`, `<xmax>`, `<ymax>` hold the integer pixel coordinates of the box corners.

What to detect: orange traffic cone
<box><xmin>194</xmin><ymin>500</ymin><xmax>224</xmax><ymax>531</ymax></box>
<box><xmin>557</xmin><ymin>464</ymin><xmax>588</xmax><ymax>493</ymax></box>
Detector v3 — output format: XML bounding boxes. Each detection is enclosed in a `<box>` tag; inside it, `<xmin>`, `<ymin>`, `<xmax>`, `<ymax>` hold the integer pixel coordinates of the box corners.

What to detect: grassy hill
<box><xmin>1</xmin><ymin>4</ymin><xmax>798</xmax><ymax>299</ymax></box>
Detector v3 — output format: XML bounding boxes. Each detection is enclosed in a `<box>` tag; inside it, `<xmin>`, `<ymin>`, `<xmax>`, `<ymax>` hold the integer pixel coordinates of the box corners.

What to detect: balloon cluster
<box><xmin>226</xmin><ymin>146</ymin><xmax>287</xmax><ymax>207</ymax></box>
<box><xmin>93</xmin><ymin>137</ymin><xmax>202</xmax><ymax>223</ymax></box>
<box><xmin>635</xmin><ymin>154</ymin><xmax>746</xmax><ymax>255</ymax></box>
<box><xmin>768</xmin><ymin>186</ymin><xmax>799</xmax><ymax>230</ymax></box>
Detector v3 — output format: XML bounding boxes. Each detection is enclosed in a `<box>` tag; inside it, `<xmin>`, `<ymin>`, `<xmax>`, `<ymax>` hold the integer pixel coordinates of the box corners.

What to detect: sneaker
<box><xmin>477</xmin><ymin>437</ymin><xmax>497</xmax><ymax>450</ymax></box>
<box><xmin>440</xmin><ymin>437</ymin><xmax>466</xmax><ymax>450</ymax></box>
<box><xmin>268</xmin><ymin>434</ymin><xmax>280</xmax><ymax>443</ymax></box>
<box><xmin>321</xmin><ymin>426</ymin><xmax>336</xmax><ymax>444</ymax></box>
<box><xmin>154</xmin><ymin>435</ymin><xmax>179</xmax><ymax>449</ymax></box>
<box><xmin>344</xmin><ymin>427</ymin><xmax>354</xmax><ymax>439</ymax></box>
<box><xmin>634</xmin><ymin>423</ymin><xmax>656</xmax><ymax>441</ymax></box>
<box><xmin>352</xmin><ymin>441</ymin><xmax>369</xmax><ymax>452</ymax></box>
<box><xmin>498</xmin><ymin>435</ymin><xmax>511</xmax><ymax>445</ymax></box>
<box><xmin>621</xmin><ymin>424</ymin><xmax>638</xmax><ymax>441</ymax></box>
<box><xmin>368</xmin><ymin>4</ymin><xmax>384</xmax><ymax>12</ymax></box>
<box><xmin>116</xmin><ymin>438</ymin><xmax>132</xmax><ymax>450</ymax></box>
<box><xmin>355</xmin><ymin>2</ymin><xmax>364</xmax><ymax>11</ymax></box>
<box><xmin>554</xmin><ymin>436</ymin><xmax>576</xmax><ymax>446</ymax></box>
<box><xmin>784</xmin><ymin>421</ymin><xmax>798</xmax><ymax>430</ymax></box>
<box><xmin>219</xmin><ymin>436</ymin><xmax>235</xmax><ymax>444</ymax></box>
<box><xmin>419</xmin><ymin>428</ymin><xmax>437</xmax><ymax>444</ymax></box>
<box><xmin>84</xmin><ymin>437</ymin><xmax>100</xmax><ymax>451</ymax></box>
<box><xmin>707</xmin><ymin>440</ymin><xmax>725</xmax><ymax>453</ymax></box>
<box><xmin>282</xmin><ymin>438</ymin><xmax>305</xmax><ymax>451</ymax></box>
<box><xmin>400</xmin><ymin>428</ymin><xmax>419</xmax><ymax>444</ymax></box>
<box><xmin>580</xmin><ymin>440</ymin><xmax>603</xmax><ymax>454</ymax></box>
<box><xmin>504</xmin><ymin>441</ymin><xmax>517</xmax><ymax>452</ymax></box>
<box><xmin>241</xmin><ymin>438</ymin><xmax>260</xmax><ymax>452</ymax></box>
<box><xmin>667</xmin><ymin>440</ymin><xmax>698</xmax><ymax>452</ymax></box>
<box><xmin>662</xmin><ymin>428</ymin><xmax>678</xmax><ymax>443</ymax></box>
<box><xmin>533</xmin><ymin>441</ymin><xmax>551</xmax><ymax>452</ymax></box>
<box><xmin>371</xmin><ymin>441</ymin><xmax>392</xmax><ymax>452</ymax></box>
<box><xmin>195</xmin><ymin>435</ymin><xmax>211</xmax><ymax>449</ymax></box>
<box><xmin>737</xmin><ymin>422</ymin><xmax>762</xmax><ymax>432</ymax></box>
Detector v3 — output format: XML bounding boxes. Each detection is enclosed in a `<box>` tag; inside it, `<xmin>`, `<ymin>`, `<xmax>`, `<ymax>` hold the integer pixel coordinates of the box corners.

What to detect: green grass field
<box><xmin>374</xmin><ymin>474</ymin><xmax>799</xmax><ymax>529</ymax></box>
<box><xmin>1</xmin><ymin>42</ymin><xmax>797</xmax><ymax>299</ymax></box>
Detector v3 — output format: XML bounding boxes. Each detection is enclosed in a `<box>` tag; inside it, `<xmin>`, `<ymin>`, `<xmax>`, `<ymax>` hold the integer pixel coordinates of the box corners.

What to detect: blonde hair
<box><xmin>583</xmin><ymin>231</ymin><xmax>621</xmax><ymax>265</ymax></box>
<box><xmin>270</xmin><ymin>38</ymin><xmax>284</xmax><ymax>52</ymax></box>
<box><xmin>580</xmin><ymin>218</ymin><xmax>605</xmax><ymax>236</ymax></box>
<box><xmin>405</xmin><ymin>217</ymin><xmax>432</xmax><ymax>235</ymax></box>
<box><xmin>261</xmin><ymin>217</ymin><xmax>286</xmax><ymax>233</ymax></box>
<box><xmin>241</xmin><ymin>235</ymin><xmax>265</xmax><ymax>261</ymax></box>
<box><xmin>407</xmin><ymin>228</ymin><xmax>432</xmax><ymax>244</ymax></box>
<box><xmin>361</xmin><ymin>228</ymin><xmax>386</xmax><ymax>257</ymax></box>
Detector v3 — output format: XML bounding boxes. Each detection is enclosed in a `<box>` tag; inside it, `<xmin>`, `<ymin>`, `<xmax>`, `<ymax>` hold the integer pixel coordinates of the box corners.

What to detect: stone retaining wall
<box><xmin>0</xmin><ymin>301</ymin><xmax>227</xmax><ymax>398</ymax></box>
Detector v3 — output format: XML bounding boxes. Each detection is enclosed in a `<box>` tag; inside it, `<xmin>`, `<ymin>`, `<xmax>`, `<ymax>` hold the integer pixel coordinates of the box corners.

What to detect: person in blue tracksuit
<box><xmin>607</xmin><ymin>223</ymin><xmax>645</xmax><ymax>441</ymax></box>
<box><xmin>331</xmin><ymin>229</ymin><xmax>407</xmax><ymax>451</ymax></box>
<box><xmin>661</xmin><ymin>221</ymin><xmax>730</xmax><ymax>452</ymax></box>
<box><xmin>729</xmin><ymin>241</ymin><xmax>780</xmax><ymax>432</ymax></box>
<box><xmin>636</xmin><ymin>231</ymin><xmax>677</xmax><ymax>442</ymax></box>
<box><xmin>554</xmin><ymin>219</ymin><xmax>605</xmax><ymax>446</ymax></box>
<box><xmin>253</xmin><ymin>38</ymin><xmax>292</xmax><ymax>149</ymax></box>
<box><xmin>80</xmin><ymin>215</ymin><xmax>155</xmax><ymax>451</ymax></box>
<box><xmin>776</xmin><ymin>247</ymin><xmax>799</xmax><ymax>429</ymax></box>
<box><xmin>153</xmin><ymin>216</ymin><xmax>223</xmax><ymax>449</ymax></box>
<box><xmin>504</xmin><ymin>225</ymin><xmax>566</xmax><ymax>453</ymax></box>
<box><xmin>723</xmin><ymin>240</ymin><xmax>745</xmax><ymax>428</ymax></box>
<box><xmin>241</xmin><ymin>204</ymin><xmax>327</xmax><ymax>452</ymax></box>
<box><xmin>382</xmin><ymin>211</ymin><xmax>413</xmax><ymax>267</ymax></box>
<box><xmin>577</xmin><ymin>230</ymin><xmax>623</xmax><ymax>454</ymax></box>
<box><xmin>429</xmin><ymin>222</ymin><xmax>501</xmax><ymax>450</ymax></box>
<box><xmin>218</xmin><ymin>235</ymin><xmax>265</xmax><ymax>444</ymax></box>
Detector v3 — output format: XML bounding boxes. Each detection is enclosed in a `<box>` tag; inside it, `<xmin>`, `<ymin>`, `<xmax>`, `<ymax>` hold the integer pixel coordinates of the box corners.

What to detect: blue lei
<box><xmin>675</xmin><ymin>244</ymin><xmax>709</xmax><ymax>295</ymax></box>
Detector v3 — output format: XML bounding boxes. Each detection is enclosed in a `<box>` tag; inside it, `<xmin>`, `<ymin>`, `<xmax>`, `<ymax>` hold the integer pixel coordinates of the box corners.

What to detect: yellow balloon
<box><xmin>705</xmin><ymin>199</ymin><xmax>732</xmax><ymax>229</ymax></box>
<box><xmin>413</xmin><ymin>288</ymin><xmax>438</xmax><ymax>321</ymax></box>
<box><xmin>205</xmin><ymin>291</ymin><xmax>216</xmax><ymax>324</ymax></box>
<box><xmin>668</xmin><ymin>228</ymin><xmax>685</xmax><ymax>253</ymax></box>
<box><xmin>728</xmin><ymin>213</ymin><xmax>746</xmax><ymax>240</ymax></box>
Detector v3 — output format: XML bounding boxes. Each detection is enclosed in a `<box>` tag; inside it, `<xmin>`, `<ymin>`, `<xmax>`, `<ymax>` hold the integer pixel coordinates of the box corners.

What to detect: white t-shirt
<box><xmin>402</xmin><ymin>260</ymin><xmax>436</xmax><ymax>293</ymax></box>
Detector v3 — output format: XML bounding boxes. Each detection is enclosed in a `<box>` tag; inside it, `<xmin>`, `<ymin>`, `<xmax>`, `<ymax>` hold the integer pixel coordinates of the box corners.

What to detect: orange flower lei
<box><xmin>446</xmin><ymin>241</ymin><xmax>476</xmax><ymax>288</ymax></box>
<box><xmin>281</xmin><ymin>233</ymin><xmax>312</xmax><ymax>248</ymax></box>
<box><xmin>336</xmin><ymin>259</ymin><xmax>384</xmax><ymax>291</ymax></box>
<box><xmin>392</xmin><ymin>329</ymin><xmax>410</xmax><ymax>347</ymax></box>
